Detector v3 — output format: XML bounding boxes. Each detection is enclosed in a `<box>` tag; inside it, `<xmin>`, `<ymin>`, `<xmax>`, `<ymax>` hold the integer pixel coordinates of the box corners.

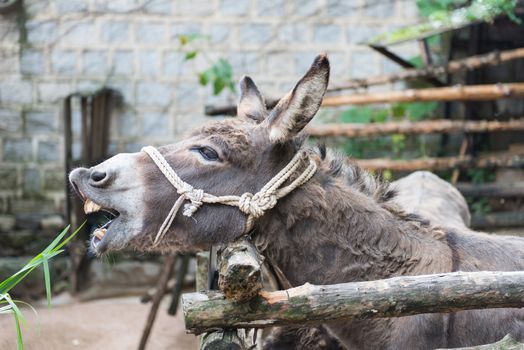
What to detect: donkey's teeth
<box><xmin>94</xmin><ymin>228</ymin><xmax>107</xmax><ymax>240</ymax></box>
<box><xmin>84</xmin><ymin>199</ymin><xmax>102</xmax><ymax>214</ymax></box>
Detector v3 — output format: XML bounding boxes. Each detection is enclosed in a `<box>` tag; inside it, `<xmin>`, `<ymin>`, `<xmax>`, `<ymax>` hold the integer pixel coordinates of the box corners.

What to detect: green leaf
<box><xmin>178</xmin><ymin>35</ymin><xmax>189</xmax><ymax>45</ymax></box>
<box><xmin>213</xmin><ymin>77</ymin><xmax>226</xmax><ymax>95</ymax></box>
<box><xmin>178</xmin><ymin>33</ymin><xmax>209</xmax><ymax>46</ymax></box>
<box><xmin>198</xmin><ymin>70</ymin><xmax>211</xmax><ymax>86</ymax></box>
<box><xmin>185</xmin><ymin>51</ymin><xmax>198</xmax><ymax>61</ymax></box>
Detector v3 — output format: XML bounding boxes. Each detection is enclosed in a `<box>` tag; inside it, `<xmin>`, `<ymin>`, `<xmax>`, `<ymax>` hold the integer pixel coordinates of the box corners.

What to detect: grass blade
<box><xmin>42</xmin><ymin>256</ymin><xmax>52</xmax><ymax>308</ymax></box>
<box><xmin>55</xmin><ymin>222</ymin><xmax>85</xmax><ymax>251</ymax></box>
<box><xmin>14</xmin><ymin>310</ymin><xmax>23</xmax><ymax>350</ymax></box>
<box><xmin>0</xmin><ymin>224</ymin><xmax>84</xmax><ymax>349</ymax></box>
<box><xmin>4</xmin><ymin>294</ymin><xmax>26</xmax><ymax>326</ymax></box>
<box><xmin>43</xmin><ymin>225</ymin><xmax>70</xmax><ymax>255</ymax></box>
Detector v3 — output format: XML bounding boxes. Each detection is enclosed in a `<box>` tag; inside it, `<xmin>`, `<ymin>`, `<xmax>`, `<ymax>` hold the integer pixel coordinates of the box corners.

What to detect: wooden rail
<box><xmin>205</xmin><ymin>83</ymin><xmax>524</xmax><ymax>116</ymax></box>
<box><xmin>322</xmin><ymin>83</ymin><xmax>524</xmax><ymax>107</ymax></box>
<box><xmin>183</xmin><ymin>270</ymin><xmax>524</xmax><ymax>334</ymax></box>
<box><xmin>329</xmin><ymin>47</ymin><xmax>524</xmax><ymax>91</ymax></box>
<box><xmin>306</xmin><ymin>119</ymin><xmax>524</xmax><ymax>137</ymax></box>
<box><xmin>456</xmin><ymin>182</ymin><xmax>524</xmax><ymax>198</ymax></box>
<box><xmin>355</xmin><ymin>154</ymin><xmax>524</xmax><ymax>172</ymax></box>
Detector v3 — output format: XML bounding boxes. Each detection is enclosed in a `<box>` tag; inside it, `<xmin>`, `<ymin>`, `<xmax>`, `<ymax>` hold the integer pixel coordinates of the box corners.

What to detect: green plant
<box><xmin>177</xmin><ymin>34</ymin><xmax>236</xmax><ymax>96</ymax></box>
<box><xmin>335</xmin><ymin>101</ymin><xmax>438</xmax><ymax>161</ymax></box>
<box><xmin>465</xmin><ymin>169</ymin><xmax>495</xmax><ymax>215</ymax></box>
<box><xmin>0</xmin><ymin>224</ymin><xmax>83</xmax><ymax>350</ymax></box>
<box><xmin>371</xmin><ymin>0</ymin><xmax>520</xmax><ymax>45</ymax></box>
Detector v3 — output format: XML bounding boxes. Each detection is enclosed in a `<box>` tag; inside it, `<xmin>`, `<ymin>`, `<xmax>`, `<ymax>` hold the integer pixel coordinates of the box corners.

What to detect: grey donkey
<box><xmin>70</xmin><ymin>54</ymin><xmax>524</xmax><ymax>349</ymax></box>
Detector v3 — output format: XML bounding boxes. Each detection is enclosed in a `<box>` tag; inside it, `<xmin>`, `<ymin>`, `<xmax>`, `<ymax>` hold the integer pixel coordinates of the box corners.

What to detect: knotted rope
<box><xmin>141</xmin><ymin>146</ymin><xmax>317</xmax><ymax>246</ymax></box>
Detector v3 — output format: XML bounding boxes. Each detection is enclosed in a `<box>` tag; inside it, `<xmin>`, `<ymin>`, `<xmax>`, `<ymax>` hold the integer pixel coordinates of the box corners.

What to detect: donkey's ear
<box><xmin>266</xmin><ymin>54</ymin><xmax>330</xmax><ymax>143</ymax></box>
<box><xmin>237</xmin><ymin>76</ymin><xmax>267</xmax><ymax>122</ymax></box>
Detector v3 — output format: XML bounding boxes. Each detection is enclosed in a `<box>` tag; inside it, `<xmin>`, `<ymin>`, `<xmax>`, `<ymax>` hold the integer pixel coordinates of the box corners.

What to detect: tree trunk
<box><xmin>182</xmin><ymin>271</ymin><xmax>524</xmax><ymax>334</ymax></box>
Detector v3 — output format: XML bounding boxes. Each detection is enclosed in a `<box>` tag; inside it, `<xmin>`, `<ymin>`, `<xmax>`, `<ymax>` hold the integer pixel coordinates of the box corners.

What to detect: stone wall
<box><xmin>0</xmin><ymin>0</ymin><xmax>420</xmax><ymax>255</ymax></box>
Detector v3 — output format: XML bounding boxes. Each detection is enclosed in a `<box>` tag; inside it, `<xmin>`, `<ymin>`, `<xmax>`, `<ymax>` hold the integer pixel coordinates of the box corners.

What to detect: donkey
<box><xmin>69</xmin><ymin>55</ymin><xmax>524</xmax><ymax>349</ymax></box>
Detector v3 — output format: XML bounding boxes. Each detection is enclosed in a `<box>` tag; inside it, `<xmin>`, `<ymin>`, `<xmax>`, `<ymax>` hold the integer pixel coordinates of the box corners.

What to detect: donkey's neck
<box><xmin>256</xmin><ymin>158</ymin><xmax>453</xmax><ymax>286</ymax></box>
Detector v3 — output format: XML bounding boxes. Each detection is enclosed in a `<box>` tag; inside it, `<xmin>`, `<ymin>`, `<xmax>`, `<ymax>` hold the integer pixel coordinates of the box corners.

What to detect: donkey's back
<box><xmin>393</xmin><ymin>171</ymin><xmax>524</xmax><ymax>347</ymax></box>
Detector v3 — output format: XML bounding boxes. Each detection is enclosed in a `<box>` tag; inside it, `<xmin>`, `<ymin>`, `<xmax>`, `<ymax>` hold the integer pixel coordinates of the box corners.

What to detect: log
<box><xmin>200</xmin><ymin>331</ymin><xmax>247</xmax><ymax>350</ymax></box>
<box><xmin>322</xmin><ymin>83</ymin><xmax>524</xmax><ymax>107</ymax></box>
<box><xmin>305</xmin><ymin>119</ymin><xmax>524</xmax><ymax>138</ymax></box>
<box><xmin>456</xmin><ymin>182</ymin><xmax>524</xmax><ymax>198</ymax></box>
<box><xmin>205</xmin><ymin>83</ymin><xmax>524</xmax><ymax>116</ymax></box>
<box><xmin>355</xmin><ymin>154</ymin><xmax>524</xmax><ymax>172</ymax></box>
<box><xmin>329</xmin><ymin>47</ymin><xmax>524</xmax><ymax>91</ymax></box>
<box><xmin>182</xmin><ymin>271</ymin><xmax>524</xmax><ymax>334</ymax></box>
<box><xmin>217</xmin><ymin>238</ymin><xmax>264</xmax><ymax>303</ymax></box>
<box><xmin>439</xmin><ymin>334</ymin><xmax>524</xmax><ymax>350</ymax></box>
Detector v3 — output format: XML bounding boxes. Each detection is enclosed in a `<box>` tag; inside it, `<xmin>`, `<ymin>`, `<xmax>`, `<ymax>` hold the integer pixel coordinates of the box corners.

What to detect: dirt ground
<box><xmin>0</xmin><ymin>295</ymin><xmax>198</xmax><ymax>350</ymax></box>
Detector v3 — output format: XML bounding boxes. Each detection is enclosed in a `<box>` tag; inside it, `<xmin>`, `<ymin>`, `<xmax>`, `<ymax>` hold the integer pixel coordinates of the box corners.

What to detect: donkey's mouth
<box><xmin>84</xmin><ymin>199</ymin><xmax>120</xmax><ymax>250</ymax></box>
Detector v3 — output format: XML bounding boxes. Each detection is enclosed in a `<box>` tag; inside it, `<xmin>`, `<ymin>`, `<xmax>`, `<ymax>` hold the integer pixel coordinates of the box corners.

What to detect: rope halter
<box><xmin>141</xmin><ymin>146</ymin><xmax>318</xmax><ymax>246</ymax></box>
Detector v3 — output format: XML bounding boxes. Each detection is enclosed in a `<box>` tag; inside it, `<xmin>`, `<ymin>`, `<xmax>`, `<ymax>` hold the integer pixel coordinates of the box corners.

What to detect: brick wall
<box><xmin>0</xmin><ymin>0</ymin><xmax>420</xmax><ymax>248</ymax></box>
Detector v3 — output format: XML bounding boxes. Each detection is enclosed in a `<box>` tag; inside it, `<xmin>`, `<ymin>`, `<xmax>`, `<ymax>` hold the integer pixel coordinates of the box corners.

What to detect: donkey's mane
<box><xmin>307</xmin><ymin>141</ymin><xmax>435</xmax><ymax>231</ymax></box>
<box><xmin>314</xmin><ymin>143</ymin><xmax>396</xmax><ymax>203</ymax></box>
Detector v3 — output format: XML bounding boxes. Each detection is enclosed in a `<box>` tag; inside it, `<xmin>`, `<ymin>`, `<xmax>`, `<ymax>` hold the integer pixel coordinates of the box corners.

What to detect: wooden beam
<box><xmin>369</xmin><ymin>45</ymin><xmax>445</xmax><ymax>86</ymax></box>
<box><xmin>322</xmin><ymin>83</ymin><xmax>524</xmax><ymax>107</ymax></box>
<box><xmin>355</xmin><ymin>154</ymin><xmax>524</xmax><ymax>172</ymax></box>
<box><xmin>456</xmin><ymin>182</ymin><xmax>524</xmax><ymax>198</ymax></box>
<box><xmin>182</xmin><ymin>271</ymin><xmax>524</xmax><ymax>334</ymax></box>
<box><xmin>329</xmin><ymin>47</ymin><xmax>524</xmax><ymax>91</ymax></box>
<box><xmin>471</xmin><ymin>211</ymin><xmax>524</xmax><ymax>230</ymax></box>
<box><xmin>306</xmin><ymin>119</ymin><xmax>524</xmax><ymax>138</ymax></box>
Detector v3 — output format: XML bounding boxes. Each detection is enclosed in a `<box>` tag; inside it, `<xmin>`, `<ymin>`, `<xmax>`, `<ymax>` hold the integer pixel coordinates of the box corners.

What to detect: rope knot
<box><xmin>238</xmin><ymin>192</ymin><xmax>277</xmax><ymax>219</ymax></box>
<box><xmin>181</xmin><ymin>186</ymin><xmax>204</xmax><ymax>217</ymax></box>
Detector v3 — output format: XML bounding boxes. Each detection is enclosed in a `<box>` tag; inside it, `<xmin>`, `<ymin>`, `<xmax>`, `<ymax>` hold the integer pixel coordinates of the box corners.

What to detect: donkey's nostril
<box><xmin>90</xmin><ymin>171</ymin><xmax>107</xmax><ymax>183</ymax></box>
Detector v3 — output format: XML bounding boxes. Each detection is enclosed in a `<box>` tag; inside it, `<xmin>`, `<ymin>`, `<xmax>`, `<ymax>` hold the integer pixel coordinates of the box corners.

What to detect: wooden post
<box><xmin>138</xmin><ymin>254</ymin><xmax>176</xmax><ymax>350</ymax></box>
<box><xmin>198</xmin><ymin>239</ymin><xmax>265</xmax><ymax>350</ymax></box>
<box><xmin>195</xmin><ymin>251</ymin><xmax>210</xmax><ymax>292</ymax></box>
<box><xmin>217</xmin><ymin>238</ymin><xmax>264</xmax><ymax>302</ymax></box>
<box><xmin>182</xmin><ymin>271</ymin><xmax>524</xmax><ymax>334</ymax></box>
<box><xmin>200</xmin><ymin>331</ymin><xmax>248</xmax><ymax>350</ymax></box>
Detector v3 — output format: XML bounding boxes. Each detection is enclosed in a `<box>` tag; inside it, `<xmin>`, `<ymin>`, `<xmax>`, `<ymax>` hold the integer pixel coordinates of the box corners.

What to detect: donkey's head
<box><xmin>69</xmin><ymin>55</ymin><xmax>329</xmax><ymax>255</ymax></box>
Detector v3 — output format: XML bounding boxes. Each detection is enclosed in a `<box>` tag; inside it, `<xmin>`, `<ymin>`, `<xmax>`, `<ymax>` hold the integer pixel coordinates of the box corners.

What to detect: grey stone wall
<box><xmin>0</xmin><ymin>0</ymin><xmax>420</xmax><ymax>252</ymax></box>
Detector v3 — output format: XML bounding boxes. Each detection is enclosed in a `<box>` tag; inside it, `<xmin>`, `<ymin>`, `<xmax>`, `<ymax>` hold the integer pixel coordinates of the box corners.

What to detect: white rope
<box><xmin>141</xmin><ymin>146</ymin><xmax>318</xmax><ymax>246</ymax></box>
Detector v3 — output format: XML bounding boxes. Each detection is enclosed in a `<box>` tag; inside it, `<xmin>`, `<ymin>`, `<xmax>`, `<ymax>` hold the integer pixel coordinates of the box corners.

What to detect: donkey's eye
<box><xmin>191</xmin><ymin>146</ymin><xmax>220</xmax><ymax>161</ymax></box>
